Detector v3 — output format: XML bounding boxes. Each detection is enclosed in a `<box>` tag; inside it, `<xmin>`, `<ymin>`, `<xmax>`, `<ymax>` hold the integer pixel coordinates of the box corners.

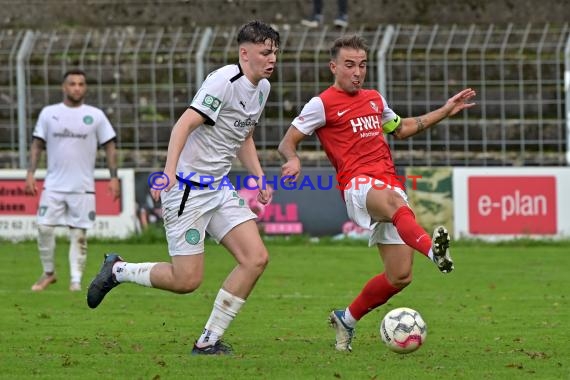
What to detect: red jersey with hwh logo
<box><xmin>292</xmin><ymin>86</ymin><xmax>402</xmax><ymax>190</ymax></box>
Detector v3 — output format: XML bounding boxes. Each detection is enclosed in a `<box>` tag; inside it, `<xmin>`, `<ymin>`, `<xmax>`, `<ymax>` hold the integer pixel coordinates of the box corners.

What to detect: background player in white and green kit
<box><xmin>26</xmin><ymin>69</ymin><xmax>120</xmax><ymax>292</ymax></box>
<box><xmin>87</xmin><ymin>20</ymin><xmax>280</xmax><ymax>355</ymax></box>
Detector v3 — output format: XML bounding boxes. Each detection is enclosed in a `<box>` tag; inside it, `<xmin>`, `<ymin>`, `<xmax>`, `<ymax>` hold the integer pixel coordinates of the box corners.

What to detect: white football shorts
<box><xmin>343</xmin><ymin>175</ymin><xmax>409</xmax><ymax>247</ymax></box>
<box><xmin>161</xmin><ymin>181</ymin><xmax>257</xmax><ymax>256</ymax></box>
<box><xmin>37</xmin><ymin>190</ymin><xmax>96</xmax><ymax>229</ymax></box>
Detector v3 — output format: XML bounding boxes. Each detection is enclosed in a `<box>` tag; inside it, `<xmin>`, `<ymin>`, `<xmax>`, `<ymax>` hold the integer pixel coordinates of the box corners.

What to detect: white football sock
<box><xmin>37</xmin><ymin>225</ymin><xmax>56</xmax><ymax>274</ymax></box>
<box><xmin>197</xmin><ymin>288</ymin><xmax>245</xmax><ymax>347</ymax></box>
<box><xmin>113</xmin><ymin>262</ymin><xmax>156</xmax><ymax>287</ymax></box>
<box><xmin>69</xmin><ymin>228</ymin><xmax>87</xmax><ymax>283</ymax></box>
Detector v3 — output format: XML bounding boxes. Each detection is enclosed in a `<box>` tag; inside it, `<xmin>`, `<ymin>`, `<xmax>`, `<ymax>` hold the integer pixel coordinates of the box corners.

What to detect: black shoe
<box><xmin>432</xmin><ymin>226</ymin><xmax>454</xmax><ymax>273</ymax></box>
<box><xmin>87</xmin><ymin>253</ymin><xmax>123</xmax><ymax>309</ymax></box>
<box><xmin>191</xmin><ymin>340</ymin><xmax>233</xmax><ymax>355</ymax></box>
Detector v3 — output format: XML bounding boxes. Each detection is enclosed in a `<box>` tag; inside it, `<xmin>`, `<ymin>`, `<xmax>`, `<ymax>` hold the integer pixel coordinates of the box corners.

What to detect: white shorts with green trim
<box><xmin>37</xmin><ymin>190</ymin><xmax>95</xmax><ymax>229</ymax></box>
<box><xmin>161</xmin><ymin>183</ymin><xmax>257</xmax><ymax>256</ymax></box>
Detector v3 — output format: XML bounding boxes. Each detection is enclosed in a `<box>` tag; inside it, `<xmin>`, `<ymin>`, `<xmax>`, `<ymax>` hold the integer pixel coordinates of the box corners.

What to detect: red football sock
<box><xmin>391</xmin><ymin>206</ymin><xmax>431</xmax><ymax>256</ymax></box>
<box><xmin>348</xmin><ymin>273</ymin><xmax>401</xmax><ymax>320</ymax></box>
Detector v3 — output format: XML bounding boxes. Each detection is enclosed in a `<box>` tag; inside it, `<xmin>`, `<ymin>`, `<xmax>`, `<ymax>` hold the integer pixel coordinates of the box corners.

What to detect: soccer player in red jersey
<box><xmin>278</xmin><ymin>35</ymin><xmax>476</xmax><ymax>352</ymax></box>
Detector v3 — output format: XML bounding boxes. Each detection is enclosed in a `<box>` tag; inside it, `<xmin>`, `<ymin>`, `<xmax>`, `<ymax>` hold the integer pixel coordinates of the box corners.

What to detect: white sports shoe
<box><xmin>333</xmin><ymin>16</ymin><xmax>348</xmax><ymax>28</ymax></box>
<box><xmin>301</xmin><ymin>14</ymin><xmax>323</xmax><ymax>28</ymax></box>
<box><xmin>329</xmin><ymin>310</ymin><xmax>355</xmax><ymax>352</ymax></box>
<box><xmin>432</xmin><ymin>226</ymin><xmax>454</xmax><ymax>273</ymax></box>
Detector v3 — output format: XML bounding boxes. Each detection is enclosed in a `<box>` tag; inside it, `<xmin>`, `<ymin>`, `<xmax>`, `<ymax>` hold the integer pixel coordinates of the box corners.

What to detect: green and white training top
<box><xmin>32</xmin><ymin>103</ymin><xmax>116</xmax><ymax>193</ymax></box>
<box><xmin>181</xmin><ymin>63</ymin><xmax>270</xmax><ymax>185</ymax></box>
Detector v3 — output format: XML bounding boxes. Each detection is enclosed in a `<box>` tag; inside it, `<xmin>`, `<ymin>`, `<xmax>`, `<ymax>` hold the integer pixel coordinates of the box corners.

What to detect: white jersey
<box><xmin>32</xmin><ymin>103</ymin><xmax>116</xmax><ymax>193</ymax></box>
<box><xmin>181</xmin><ymin>64</ymin><xmax>270</xmax><ymax>185</ymax></box>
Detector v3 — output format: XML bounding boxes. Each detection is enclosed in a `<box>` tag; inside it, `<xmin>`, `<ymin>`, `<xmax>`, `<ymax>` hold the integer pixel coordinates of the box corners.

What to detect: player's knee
<box><xmin>38</xmin><ymin>225</ymin><xmax>55</xmax><ymax>249</ymax></box>
<box><xmin>38</xmin><ymin>224</ymin><xmax>55</xmax><ymax>237</ymax></box>
<box><xmin>69</xmin><ymin>228</ymin><xmax>87</xmax><ymax>251</ymax></box>
<box><xmin>172</xmin><ymin>277</ymin><xmax>202</xmax><ymax>294</ymax></box>
<box><xmin>388</xmin><ymin>192</ymin><xmax>407</xmax><ymax>212</ymax></box>
<box><xmin>388</xmin><ymin>271</ymin><xmax>413</xmax><ymax>289</ymax></box>
<box><xmin>248</xmin><ymin>248</ymin><xmax>269</xmax><ymax>273</ymax></box>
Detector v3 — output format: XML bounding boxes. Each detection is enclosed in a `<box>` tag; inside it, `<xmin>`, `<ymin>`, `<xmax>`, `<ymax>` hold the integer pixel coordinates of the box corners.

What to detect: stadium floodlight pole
<box><xmin>564</xmin><ymin>31</ymin><xmax>570</xmax><ymax>165</ymax></box>
<box><xmin>195</xmin><ymin>27</ymin><xmax>213</xmax><ymax>89</ymax></box>
<box><xmin>376</xmin><ymin>25</ymin><xmax>394</xmax><ymax>98</ymax></box>
<box><xmin>16</xmin><ymin>30</ymin><xmax>35</xmax><ymax>169</ymax></box>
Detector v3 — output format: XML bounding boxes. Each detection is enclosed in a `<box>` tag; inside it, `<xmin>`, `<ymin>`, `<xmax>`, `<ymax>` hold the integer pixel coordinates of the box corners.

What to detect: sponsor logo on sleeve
<box><xmin>202</xmin><ymin>94</ymin><xmax>221</xmax><ymax>112</ymax></box>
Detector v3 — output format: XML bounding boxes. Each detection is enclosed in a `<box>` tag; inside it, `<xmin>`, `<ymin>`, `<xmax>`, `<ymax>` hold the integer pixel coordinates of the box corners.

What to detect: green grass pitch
<box><xmin>1</xmin><ymin>236</ymin><xmax>569</xmax><ymax>379</ymax></box>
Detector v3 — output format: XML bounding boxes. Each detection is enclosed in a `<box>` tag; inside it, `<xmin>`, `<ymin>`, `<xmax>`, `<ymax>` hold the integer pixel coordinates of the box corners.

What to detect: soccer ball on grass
<box><xmin>380</xmin><ymin>307</ymin><xmax>427</xmax><ymax>353</ymax></box>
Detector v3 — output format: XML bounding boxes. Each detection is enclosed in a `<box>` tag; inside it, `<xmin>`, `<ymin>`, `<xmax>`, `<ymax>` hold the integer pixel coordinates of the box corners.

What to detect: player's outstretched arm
<box><xmin>278</xmin><ymin>126</ymin><xmax>306</xmax><ymax>183</ymax></box>
<box><xmin>392</xmin><ymin>88</ymin><xmax>476</xmax><ymax>140</ymax></box>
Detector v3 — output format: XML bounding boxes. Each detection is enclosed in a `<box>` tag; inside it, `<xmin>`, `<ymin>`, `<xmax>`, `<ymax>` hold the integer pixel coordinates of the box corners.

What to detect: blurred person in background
<box><xmin>25</xmin><ymin>68</ymin><xmax>120</xmax><ymax>292</ymax></box>
<box><xmin>301</xmin><ymin>0</ymin><xmax>349</xmax><ymax>28</ymax></box>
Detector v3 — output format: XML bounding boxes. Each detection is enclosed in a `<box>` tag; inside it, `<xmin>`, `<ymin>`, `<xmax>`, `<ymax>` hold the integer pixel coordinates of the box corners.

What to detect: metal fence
<box><xmin>1</xmin><ymin>23</ymin><xmax>569</xmax><ymax>170</ymax></box>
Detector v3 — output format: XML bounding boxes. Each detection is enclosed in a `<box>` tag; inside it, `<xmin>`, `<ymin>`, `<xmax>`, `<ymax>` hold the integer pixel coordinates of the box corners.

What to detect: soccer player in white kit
<box><xmin>26</xmin><ymin>69</ymin><xmax>120</xmax><ymax>292</ymax></box>
<box><xmin>87</xmin><ymin>20</ymin><xmax>279</xmax><ymax>355</ymax></box>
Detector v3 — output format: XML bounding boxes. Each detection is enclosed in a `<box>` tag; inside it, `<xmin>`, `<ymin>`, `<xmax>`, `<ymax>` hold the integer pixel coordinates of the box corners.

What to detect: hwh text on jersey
<box><xmin>350</xmin><ymin>115</ymin><xmax>381</xmax><ymax>137</ymax></box>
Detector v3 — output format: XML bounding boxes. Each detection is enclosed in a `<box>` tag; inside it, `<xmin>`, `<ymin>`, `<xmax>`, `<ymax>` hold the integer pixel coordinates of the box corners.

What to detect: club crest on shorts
<box><xmin>185</xmin><ymin>229</ymin><xmax>200</xmax><ymax>245</ymax></box>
